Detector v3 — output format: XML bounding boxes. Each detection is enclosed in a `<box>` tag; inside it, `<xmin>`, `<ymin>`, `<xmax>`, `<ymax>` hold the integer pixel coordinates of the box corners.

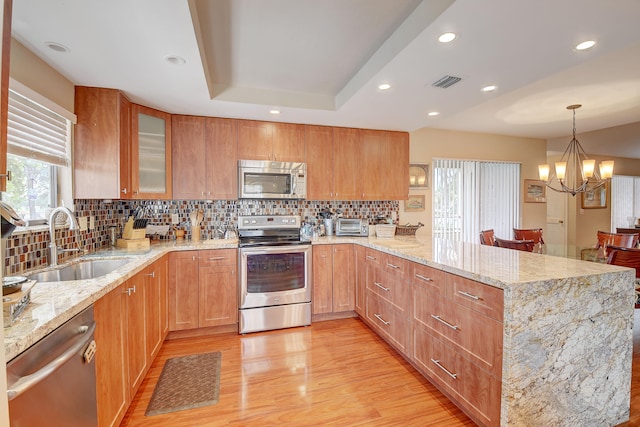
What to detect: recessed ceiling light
<box><xmin>378</xmin><ymin>83</ymin><xmax>391</xmax><ymax>90</ymax></box>
<box><xmin>427</xmin><ymin>111</ymin><xmax>440</xmax><ymax>117</ymax></box>
<box><xmin>164</xmin><ymin>55</ymin><xmax>186</xmax><ymax>65</ymax></box>
<box><xmin>269</xmin><ymin>109</ymin><xmax>281</xmax><ymax>115</ymax></box>
<box><xmin>481</xmin><ymin>85</ymin><xmax>497</xmax><ymax>92</ymax></box>
<box><xmin>438</xmin><ymin>32</ymin><xmax>456</xmax><ymax>43</ymax></box>
<box><xmin>575</xmin><ymin>40</ymin><xmax>596</xmax><ymax>51</ymax></box>
<box><xmin>45</xmin><ymin>41</ymin><xmax>70</xmax><ymax>53</ymax></box>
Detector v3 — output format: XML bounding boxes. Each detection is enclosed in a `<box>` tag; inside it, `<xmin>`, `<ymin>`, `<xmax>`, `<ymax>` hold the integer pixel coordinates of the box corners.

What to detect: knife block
<box><xmin>122</xmin><ymin>217</ymin><xmax>147</xmax><ymax>240</ymax></box>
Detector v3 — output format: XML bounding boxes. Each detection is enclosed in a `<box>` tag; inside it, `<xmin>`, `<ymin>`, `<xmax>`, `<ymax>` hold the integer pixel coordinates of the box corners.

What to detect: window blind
<box><xmin>433</xmin><ymin>159</ymin><xmax>520</xmax><ymax>243</ymax></box>
<box><xmin>7</xmin><ymin>89</ymin><xmax>70</xmax><ymax>167</ymax></box>
<box><xmin>611</xmin><ymin>175</ymin><xmax>640</xmax><ymax>230</ymax></box>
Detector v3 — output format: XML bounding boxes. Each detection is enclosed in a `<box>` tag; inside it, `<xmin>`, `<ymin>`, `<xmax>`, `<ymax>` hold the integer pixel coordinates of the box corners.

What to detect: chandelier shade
<box><xmin>538</xmin><ymin>104</ymin><xmax>614</xmax><ymax>196</ymax></box>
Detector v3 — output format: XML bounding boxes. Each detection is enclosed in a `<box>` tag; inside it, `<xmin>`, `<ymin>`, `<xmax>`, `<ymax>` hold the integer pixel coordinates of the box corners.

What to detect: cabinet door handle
<box><xmin>192</xmin><ymin>255</ymin><xmax>197</xmax><ymax>261</ymax></box>
<box><xmin>144</xmin><ymin>272</ymin><xmax>155</xmax><ymax>278</ymax></box>
<box><xmin>415</xmin><ymin>274</ymin><xmax>433</xmax><ymax>282</ymax></box>
<box><xmin>374</xmin><ymin>313</ymin><xmax>390</xmax><ymax>325</ymax></box>
<box><xmin>374</xmin><ymin>282</ymin><xmax>390</xmax><ymax>292</ymax></box>
<box><xmin>320</xmin><ymin>255</ymin><xmax>328</xmax><ymax>258</ymax></box>
<box><xmin>430</xmin><ymin>359</ymin><xmax>458</xmax><ymax>379</ymax></box>
<box><xmin>0</xmin><ymin>170</ymin><xmax>12</xmax><ymax>181</ymax></box>
<box><xmin>457</xmin><ymin>290</ymin><xmax>481</xmax><ymax>300</ymax></box>
<box><xmin>123</xmin><ymin>285</ymin><xmax>136</xmax><ymax>296</ymax></box>
<box><xmin>366</xmin><ymin>255</ymin><xmax>376</xmax><ymax>260</ymax></box>
<box><xmin>431</xmin><ymin>315</ymin><xmax>458</xmax><ymax>330</ymax></box>
<box><xmin>386</xmin><ymin>263</ymin><xmax>399</xmax><ymax>269</ymax></box>
<box><xmin>121</xmin><ymin>188</ymin><xmax>128</xmax><ymax>194</ymax></box>
<box><xmin>207</xmin><ymin>257</ymin><xmax>226</xmax><ymax>261</ymax></box>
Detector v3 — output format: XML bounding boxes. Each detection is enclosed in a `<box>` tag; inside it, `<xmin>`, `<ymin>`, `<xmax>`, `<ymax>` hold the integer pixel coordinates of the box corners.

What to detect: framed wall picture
<box><xmin>409</xmin><ymin>164</ymin><xmax>429</xmax><ymax>188</ymax></box>
<box><xmin>524</xmin><ymin>179</ymin><xmax>546</xmax><ymax>203</ymax></box>
<box><xmin>582</xmin><ymin>182</ymin><xmax>607</xmax><ymax>209</ymax></box>
<box><xmin>405</xmin><ymin>194</ymin><xmax>425</xmax><ymax>212</ymax></box>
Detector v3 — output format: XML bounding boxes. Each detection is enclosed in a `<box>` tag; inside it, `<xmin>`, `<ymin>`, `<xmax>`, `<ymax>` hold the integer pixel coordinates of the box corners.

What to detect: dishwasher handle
<box><xmin>7</xmin><ymin>321</ymin><xmax>97</xmax><ymax>401</ymax></box>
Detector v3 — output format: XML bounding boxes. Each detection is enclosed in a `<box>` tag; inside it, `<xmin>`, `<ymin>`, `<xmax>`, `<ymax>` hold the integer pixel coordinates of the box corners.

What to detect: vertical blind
<box><xmin>7</xmin><ymin>89</ymin><xmax>70</xmax><ymax>167</ymax></box>
<box><xmin>611</xmin><ymin>175</ymin><xmax>640</xmax><ymax>230</ymax></box>
<box><xmin>433</xmin><ymin>159</ymin><xmax>520</xmax><ymax>243</ymax></box>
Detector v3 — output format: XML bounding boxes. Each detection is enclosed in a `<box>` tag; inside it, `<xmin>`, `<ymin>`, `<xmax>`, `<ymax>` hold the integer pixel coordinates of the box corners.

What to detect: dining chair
<box><xmin>494</xmin><ymin>237</ymin><xmax>536</xmax><ymax>252</ymax></box>
<box><xmin>513</xmin><ymin>228</ymin><xmax>544</xmax><ymax>253</ymax></box>
<box><xmin>606</xmin><ymin>245</ymin><xmax>640</xmax><ymax>307</ymax></box>
<box><xmin>616</xmin><ymin>227</ymin><xmax>640</xmax><ymax>236</ymax></box>
<box><xmin>596</xmin><ymin>231</ymin><xmax>639</xmax><ymax>250</ymax></box>
<box><xmin>479</xmin><ymin>229</ymin><xmax>496</xmax><ymax>246</ymax></box>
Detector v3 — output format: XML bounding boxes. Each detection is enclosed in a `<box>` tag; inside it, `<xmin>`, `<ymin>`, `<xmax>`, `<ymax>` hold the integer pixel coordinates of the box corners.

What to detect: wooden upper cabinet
<box><xmin>237</xmin><ymin>119</ymin><xmax>305</xmax><ymax>162</ymax></box>
<box><xmin>131</xmin><ymin>104</ymin><xmax>172</xmax><ymax>199</ymax></box>
<box><xmin>359</xmin><ymin>129</ymin><xmax>409</xmax><ymax>201</ymax></box>
<box><xmin>383</xmin><ymin>131</ymin><xmax>409</xmax><ymax>200</ymax></box>
<box><xmin>333</xmin><ymin>127</ymin><xmax>360</xmax><ymax>200</ymax></box>
<box><xmin>172</xmin><ymin>116</ymin><xmax>237</xmax><ymax>200</ymax></box>
<box><xmin>272</xmin><ymin>122</ymin><xmax>305</xmax><ymax>162</ymax></box>
<box><xmin>74</xmin><ymin>86</ymin><xmax>132</xmax><ymax>199</ymax></box>
<box><xmin>305</xmin><ymin>125</ymin><xmax>333</xmax><ymax>200</ymax></box>
<box><xmin>172</xmin><ymin>115</ymin><xmax>206</xmax><ymax>199</ymax></box>
<box><xmin>205</xmin><ymin>117</ymin><xmax>237</xmax><ymax>200</ymax></box>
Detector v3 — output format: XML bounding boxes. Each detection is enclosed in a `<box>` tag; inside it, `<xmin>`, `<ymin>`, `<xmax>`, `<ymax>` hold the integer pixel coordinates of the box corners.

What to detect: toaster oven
<box><xmin>335</xmin><ymin>218</ymin><xmax>369</xmax><ymax>236</ymax></box>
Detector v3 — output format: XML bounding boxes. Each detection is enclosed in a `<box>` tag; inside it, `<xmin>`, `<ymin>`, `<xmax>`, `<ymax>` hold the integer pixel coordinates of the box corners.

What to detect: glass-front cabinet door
<box><xmin>131</xmin><ymin>104</ymin><xmax>172</xmax><ymax>199</ymax></box>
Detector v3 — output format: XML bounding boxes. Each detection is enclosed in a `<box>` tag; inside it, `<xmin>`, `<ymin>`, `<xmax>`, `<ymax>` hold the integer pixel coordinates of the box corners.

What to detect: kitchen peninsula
<box><xmin>4</xmin><ymin>236</ymin><xmax>634</xmax><ymax>427</ymax></box>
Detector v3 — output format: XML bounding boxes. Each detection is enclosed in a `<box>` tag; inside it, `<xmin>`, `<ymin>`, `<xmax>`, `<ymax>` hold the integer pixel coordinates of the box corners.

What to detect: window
<box><xmin>1</xmin><ymin>85</ymin><xmax>74</xmax><ymax>224</ymax></box>
<box><xmin>611</xmin><ymin>175</ymin><xmax>640</xmax><ymax>230</ymax></box>
<box><xmin>433</xmin><ymin>159</ymin><xmax>520</xmax><ymax>243</ymax></box>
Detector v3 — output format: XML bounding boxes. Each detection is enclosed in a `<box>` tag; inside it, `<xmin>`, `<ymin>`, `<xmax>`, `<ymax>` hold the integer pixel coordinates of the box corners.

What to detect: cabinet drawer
<box><xmin>446</xmin><ymin>274</ymin><xmax>503</xmax><ymax>322</ymax></box>
<box><xmin>383</xmin><ymin>253</ymin><xmax>408</xmax><ymax>279</ymax></box>
<box><xmin>366</xmin><ymin>265</ymin><xmax>409</xmax><ymax>311</ymax></box>
<box><xmin>413</xmin><ymin>323</ymin><xmax>501</xmax><ymax>427</ymax></box>
<box><xmin>198</xmin><ymin>249</ymin><xmax>237</xmax><ymax>267</ymax></box>
<box><xmin>413</xmin><ymin>282</ymin><xmax>502</xmax><ymax>378</ymax></box>
<box><xmin>366</xmin><ymin>290</ymin><xmax>408</xmax><ymax>354</ymax></box>
<box><xmin>410</xmin><ymin>262</ymin><xmax>446</xmax><ymax>296</ymax></box>
<box><xmin>364</xmin><ymin>248</ymin><xmax>382</xmax><ymax>266</ymax></box>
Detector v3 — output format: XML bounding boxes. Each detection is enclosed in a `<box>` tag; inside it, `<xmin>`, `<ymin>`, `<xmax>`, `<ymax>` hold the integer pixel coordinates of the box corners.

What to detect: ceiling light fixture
<box><xmin>45</xmin><ymin>41</ymin><xmax>70</xmax><ymax>53</ymax></box>
<box><xmin>538</xmin><ymin>104</ymin><xmax>614</xmax><ymax>196</ymax></box>
<box><xmin>378</xmin><ymin>83</ymin><xmax>391</xmax><ymax>90</ymax></box>
<box><xmin>438</xmin><ymin>32</ymin><xmax>456</xmax><ymax>43</ymax></box>
<box><xmin>481</xmin><ymin>85</ymin><xmax>497</xmax><ymax>92</ymax></box>
<box><xmin>427</xmin><ymin>111</ymin><xmax>440</xmax><ymax>117</ymax></box>
<box><xmin>575</xmin><ymin>40</ymin><xmax>596</xmax><ymax>51</ymax></box>
<box><xmin>164</xmin><ymin>55</ymin><xmax>186</xmax><ymax>65</ymax></box>
<box><xmin>269</xmin><ymin>109</ymin><xmax>280</xmax><ymax>115</ymax></box>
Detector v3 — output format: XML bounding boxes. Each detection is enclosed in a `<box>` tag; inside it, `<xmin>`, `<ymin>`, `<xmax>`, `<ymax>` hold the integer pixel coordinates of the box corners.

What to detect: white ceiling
<box><xmin>10</xmin><ymin>0</ymin><xmax>640</xmax><ymax>159</ymax></box>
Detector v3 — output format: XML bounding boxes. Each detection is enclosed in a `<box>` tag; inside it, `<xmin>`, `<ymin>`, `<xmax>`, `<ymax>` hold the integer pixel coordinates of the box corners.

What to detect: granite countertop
<box><xmin>4</xmin><ymin>235</ymin><xmax>629</xmax><ymax>361</ymax></box>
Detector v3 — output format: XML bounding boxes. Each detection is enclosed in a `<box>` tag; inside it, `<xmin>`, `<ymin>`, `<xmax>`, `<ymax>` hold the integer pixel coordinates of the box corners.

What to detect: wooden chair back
<box><xmin>606</xmin><ymin>245</ymin><xmax>640</xmax><ymax>279</ymax></box>
<box><xmin>495</xmin><ymin>237</ymin><xmax>536</xmax><ymax>252</ymax></box>
<box><xmin>513</xmin><ymin>228</ymin><xmax>544</xmax><ymax>244</ymax></box>
<box><xmin>596</xmin><ymin>231</ymin><xmax>639</xmax><ymax>249</ymax></box>
<box><xmin>616</xmin><ymin>227</ymin><xmax>640</xmax><ymax>235</ymax></box>
<box><xmin>479</xmin><ymin>229</ymin><xmax>496</xmax><ymax>246</ymax></box>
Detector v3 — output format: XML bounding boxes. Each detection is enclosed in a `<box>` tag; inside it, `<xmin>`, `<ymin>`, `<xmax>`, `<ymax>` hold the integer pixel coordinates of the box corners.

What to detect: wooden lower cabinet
<box><xmin>168</xmin><ymin>249</ymin><xmax>238</xmax><ymax>330</ymax></box>
<box><xmin>354</xmin><ymin>245</ymin><xmax>366</xmax><ymax>316</ymax></box>
<box><xmin>358</xmin><ymin>248</ymin><xmax>504</xmax><ymax>427</ymax></box>
<box><xmin>312</xmin><ymin>244</ymin><xmax>355</xmax><ymax>314</ymax></box>
<box><xmin>94</xmin><ymin>284</ymin><xmax>128</xmax><ymax>427</ymax></box>
<box><xmin>94</xmin><ymin>258</ymin><xmax>168</xmax><ymax>427</ymax></box>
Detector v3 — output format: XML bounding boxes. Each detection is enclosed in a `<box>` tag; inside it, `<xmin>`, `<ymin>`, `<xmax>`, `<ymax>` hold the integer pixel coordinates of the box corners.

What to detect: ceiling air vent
<box><xmin>431</xmin><ymin>75</ymin><xmax>462</xmax><ymax>88</ymax></box>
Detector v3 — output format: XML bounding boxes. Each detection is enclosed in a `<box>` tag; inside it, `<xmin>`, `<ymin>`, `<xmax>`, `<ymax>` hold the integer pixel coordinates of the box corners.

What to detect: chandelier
<box><xmin>538</xmin><ymin>104</ymin><xmax>614</xmax><ymax>196</ymax></box>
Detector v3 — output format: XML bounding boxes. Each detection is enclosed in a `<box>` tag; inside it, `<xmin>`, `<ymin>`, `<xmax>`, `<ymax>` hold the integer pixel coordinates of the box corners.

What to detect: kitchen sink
<box><xmin>27</xmin><ymin>258</ymin><xmax>131</xmax><ymax>282</ymax></box>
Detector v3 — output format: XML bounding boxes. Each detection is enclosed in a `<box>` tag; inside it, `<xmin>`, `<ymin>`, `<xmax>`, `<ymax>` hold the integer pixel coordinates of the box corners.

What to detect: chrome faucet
<box><xmin>48</xmin><ymin>206</ymin><xmax>81</xmax><ymax>266</ymax></box>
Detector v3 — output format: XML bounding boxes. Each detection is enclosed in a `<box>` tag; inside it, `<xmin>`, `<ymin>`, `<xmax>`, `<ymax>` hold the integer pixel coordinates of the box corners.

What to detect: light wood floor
<box><xmin>121</xmin><ymin>312</ymin><xmax>640</xmax><ymax>426</ymax></box>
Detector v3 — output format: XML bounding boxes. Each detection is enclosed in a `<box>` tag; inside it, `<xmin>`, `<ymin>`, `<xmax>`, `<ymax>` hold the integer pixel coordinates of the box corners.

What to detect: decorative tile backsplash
<box><xmin>4</xmin><ymin>198</ymin><xmax>398</xmax><ymax>276</ymax></box>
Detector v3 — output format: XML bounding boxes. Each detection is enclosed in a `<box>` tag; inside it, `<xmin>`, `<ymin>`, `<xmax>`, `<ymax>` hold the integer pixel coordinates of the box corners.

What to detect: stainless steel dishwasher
<box><xmin>6</xmin><ymin>305</ymin><xmax>98</xmax><ymax>426</ymax></box>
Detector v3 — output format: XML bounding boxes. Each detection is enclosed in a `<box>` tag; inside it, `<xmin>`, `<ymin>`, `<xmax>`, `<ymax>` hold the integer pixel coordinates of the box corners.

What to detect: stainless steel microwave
<box><xmin>238</xmin><ymin>160</ymin><xmax>307</xmax><ymax>199</ymax></box>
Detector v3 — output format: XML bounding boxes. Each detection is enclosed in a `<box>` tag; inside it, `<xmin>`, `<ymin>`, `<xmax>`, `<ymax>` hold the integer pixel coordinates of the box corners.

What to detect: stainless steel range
<box><xmin>238</xmin><ymin>215</ymin><xmax>312</xmax><ymax>334</ymax></box>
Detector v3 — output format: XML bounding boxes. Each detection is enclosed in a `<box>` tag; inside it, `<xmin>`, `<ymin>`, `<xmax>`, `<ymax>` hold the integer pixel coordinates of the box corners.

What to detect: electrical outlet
<box><xmin>89</xmin><ymin>216</ymin><xmax>95</xmax><ymax>230</ymax></box>
<box><xmin>78</xmin><ymin>216</ymin><xmax>88</xmax><ymax>231</ymax></box>
<box><xmin>171</xmin><ymin>213</ymin><xmax>179</xmax><ymax>224</ymax></box>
